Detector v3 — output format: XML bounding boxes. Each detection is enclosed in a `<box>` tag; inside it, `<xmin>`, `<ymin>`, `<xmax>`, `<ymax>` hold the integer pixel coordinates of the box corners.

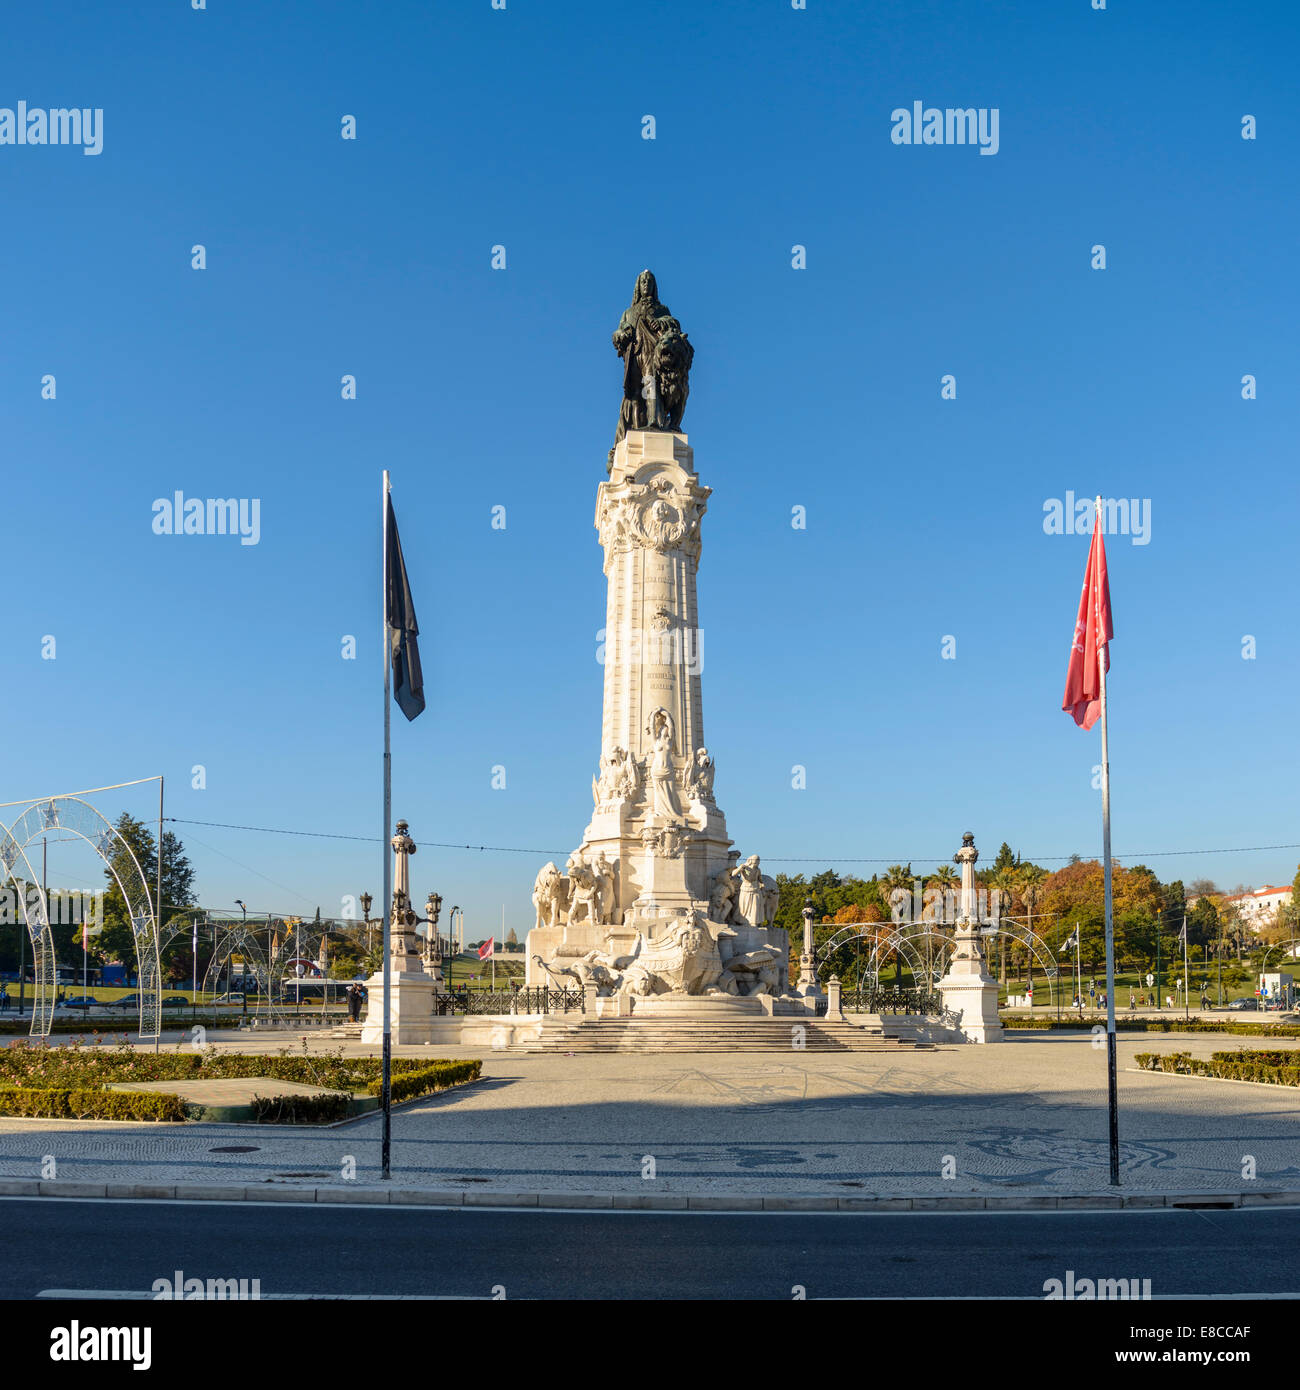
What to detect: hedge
<box><xmin>0</xmin><ymin>1045</ymin><xmax>481</xmax><ymax>1122</ymax></box>
<box><xmin>0</xmin><ymin>1085</ymin><xmax>188</xmax><ymax>1122</ymax></box>
<box><xmin>1003</xmin><ymin>1016</ymin><xmax>1300</xmax><ymax>1037</ymax></box>
<box><xmin>0</xmin><ymin>1044</ymin><xmax>458</xmax><ymax>1092</ymax></box>
<box><xmin>1134</xmin><ymin>1049</ymin><xmax>1300</xmax><ymax>1087</ymax></box>
<box><xmin>249</xmin><ymin>1092</ymin><xmax>353</xmax><ymax>1124</ymax></box>
<box><xmin>367</xmin><ymin>1059</ymin><xmax>482</xmax><ymax>1103</ymax></box>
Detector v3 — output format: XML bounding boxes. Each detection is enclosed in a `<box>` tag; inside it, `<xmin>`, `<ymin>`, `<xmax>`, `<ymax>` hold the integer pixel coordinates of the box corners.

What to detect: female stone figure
<box><xmin>646</xmin><ymin>707</ymin><xmax>685</xmax><ymax>825</ymax></box>
<box><xmin>735</xmin><ymin>855</ymin><xmax>768</xmax><ymax>928</ymax></box>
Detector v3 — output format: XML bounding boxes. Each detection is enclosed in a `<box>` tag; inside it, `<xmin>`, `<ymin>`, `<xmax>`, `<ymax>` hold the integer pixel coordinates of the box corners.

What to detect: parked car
<box><xmin>57</xmin><ymin>995</ymin><xmax>101</xmax><ymax>1010</ymax></box>
<box><xmin>1225</xmin><ymin>998</ymin><xmax>1258</xmax><ymax>1011</ymax></box>
<box><xmin>160</xmin><ymin>995</ymin><xmax>190</xmax><ymax>1008</ymax></box>
<box><xmin>106</xmin><ymin>994</ymin><xmax>142</xmax><ymax>1010</ymax></box>
<box><xmin>211</xmin><ymin>992</ymin><xmax>245</xmax><ymax>1005</ymax></box>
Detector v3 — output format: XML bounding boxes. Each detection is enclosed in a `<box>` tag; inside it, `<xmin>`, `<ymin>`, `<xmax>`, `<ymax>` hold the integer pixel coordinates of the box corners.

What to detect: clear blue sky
<box><xmin>3</xmin><ymin>0</ymin><xmax>1296</xmax><ymax>936</ymax></box>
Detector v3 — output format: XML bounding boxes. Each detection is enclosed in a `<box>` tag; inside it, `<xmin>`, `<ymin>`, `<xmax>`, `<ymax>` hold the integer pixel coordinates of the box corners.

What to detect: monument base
<box><xmin>360</xmin><ymin>970</ymin><xmax>438</xmax><ymax>1045</ymax></box>
<box><xmin>937</xmin><ymin>921</ymin><xmax>1003</xmax><ymax>1043</ymax></box>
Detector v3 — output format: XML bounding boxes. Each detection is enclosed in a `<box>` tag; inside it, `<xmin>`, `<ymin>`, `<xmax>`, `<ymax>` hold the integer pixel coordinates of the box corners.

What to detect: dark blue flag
<box><xmin>386</xmin><ymin>494</ymin><xmax>425</xmax><ymax>720</ymax></box>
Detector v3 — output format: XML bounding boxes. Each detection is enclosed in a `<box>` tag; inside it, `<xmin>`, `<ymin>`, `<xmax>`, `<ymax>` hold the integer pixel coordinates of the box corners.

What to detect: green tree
<box><xmin>97</xmin><ymin>814</ymin><xmax>197</xmax><ymax>974</ymax></box>
<box><xmin>992</xmin><ymin>842</ymin><xmax>1020</xmax><ymax>874</ymax></box>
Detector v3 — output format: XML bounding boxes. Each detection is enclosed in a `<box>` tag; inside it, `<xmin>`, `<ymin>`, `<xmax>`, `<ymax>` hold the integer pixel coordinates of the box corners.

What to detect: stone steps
<box><xmin>523</xmin><ymin>1019</ymin><xmax>930</xmax><ymax>1054</ymax></box>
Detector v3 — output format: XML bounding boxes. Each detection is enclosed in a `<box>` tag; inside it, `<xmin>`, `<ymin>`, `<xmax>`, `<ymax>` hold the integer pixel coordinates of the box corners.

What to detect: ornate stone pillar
<box><xmin>580</xmin><ymin>431</ymin><xmax>733</xmax><ymax>927</ymax></box>
<box><xmin>361</xmin><ymin>819</ymin><xmax>437</xmax><ymax>1044</ymax></box>
<box><xmin>937</xmin><ymin>832</ymin><xmax>1003</xmax><ymax>1043</ymax></box>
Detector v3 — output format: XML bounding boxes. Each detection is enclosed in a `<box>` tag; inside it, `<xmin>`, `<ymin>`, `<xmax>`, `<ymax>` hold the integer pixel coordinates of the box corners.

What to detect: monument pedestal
<box><xmin>938</xmin><ymin>921</ymin><xmax>1003</xmax><ymax>1043</ymax></box>
<box><xmin>360</xmin><ymin>969</ymin><xmax>437</xmax><ymax>1045</ymax></box>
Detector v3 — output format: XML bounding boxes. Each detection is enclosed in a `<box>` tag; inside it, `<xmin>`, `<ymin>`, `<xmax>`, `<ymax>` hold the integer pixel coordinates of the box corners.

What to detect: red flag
<box><xmin>477</xmin><ymin>937</ymin><xmax>494</xmax><ymax>961</ymax></box>
<box><xmin>1061</xmin><ymin>506</ymin><xmax>1113</xmax><ymax>730</ymax></box>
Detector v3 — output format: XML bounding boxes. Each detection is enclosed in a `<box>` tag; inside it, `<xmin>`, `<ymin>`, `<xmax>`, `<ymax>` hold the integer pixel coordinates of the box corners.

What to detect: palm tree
<box><xmin>1015</xmin><ymin>864</ymin><xmax>1048</xmax><ymax>986</ymax></box>
<box><xmin>988</xmin><ymin>867</ymin><xmax>1020</xmax><ymax>983</ymax></box>
<box><xmin>878</xmin><ymin>864</ymin><xmax>913</xmax><ymax>985</ymax></box>
<box><xmin>927</xmin><ymin>864</ymin><xmax>958</xmax><ymax>902</ymax></box>
<box><xmin>1017</xmin><ymin>864</ymin><xmax>1047</xmax><ymax>929</ymax></box>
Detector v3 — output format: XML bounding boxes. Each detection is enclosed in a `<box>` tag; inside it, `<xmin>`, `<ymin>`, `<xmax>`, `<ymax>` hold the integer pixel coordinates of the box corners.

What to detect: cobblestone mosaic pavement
<box><xmin>3</xmin><ymin>1029</ymin><xmax>1298</xmax><ymax>1196</ymax></box>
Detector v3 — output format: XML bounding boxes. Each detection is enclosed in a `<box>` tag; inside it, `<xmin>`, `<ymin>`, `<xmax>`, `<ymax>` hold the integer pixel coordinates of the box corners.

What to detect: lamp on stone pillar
<box><xmin>423</xmin><ymin>892</ymin><xmax>443</xmax><ymax>974</ymax></box>
<box><xmin>359</xmin><ymin>892</ymin><xmax>374</xmax><ymax>957</ymax></box>
<box><xmin>798</xmin><ymin>897</ymin><xmax>822</xmax><ymax>997</ymax></box>
<box><xmin>360</xmin><ymin>821</ymin><xmax>437</xmax><ymax>1045</ymax></box>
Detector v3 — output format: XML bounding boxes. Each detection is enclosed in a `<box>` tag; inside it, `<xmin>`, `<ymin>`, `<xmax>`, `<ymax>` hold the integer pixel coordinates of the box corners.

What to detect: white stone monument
<box><xmin>937</xmin><ymin>832</ymin><xmax>1003</xmax><ymax>1043</ymax></box>
<box><xmin>526</xmin><ymin>425</ymin><xmax>790</xmax><ymax>1003</ymax></box>
<box><xmin>361</xmin><ymin>820</ymin><xmax>439</xmax><ymax>1044</ymax></box>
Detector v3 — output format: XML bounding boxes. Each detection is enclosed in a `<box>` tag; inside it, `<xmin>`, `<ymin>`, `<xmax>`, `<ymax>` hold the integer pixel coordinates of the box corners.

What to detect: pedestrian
<box><xmin>0</xmin><ymin>985</ymin><xmax>8</xmax><ymax>1014</ymax></box>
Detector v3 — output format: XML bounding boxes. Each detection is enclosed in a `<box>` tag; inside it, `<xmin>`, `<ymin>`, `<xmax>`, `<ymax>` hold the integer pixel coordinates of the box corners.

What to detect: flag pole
<box><xmin>1096</xmin><ymin>494</ymin><xmax>1120</xmax><ymax>1187</ymax></box>
<box><xmin>381</xmin><ymin>469</ymin><xmax>393</xmax><ymax>1181</ymax></box>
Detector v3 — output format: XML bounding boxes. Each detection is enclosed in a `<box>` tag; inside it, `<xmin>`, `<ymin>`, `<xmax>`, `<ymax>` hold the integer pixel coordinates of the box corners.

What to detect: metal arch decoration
<box><xmin>200</xmin><ymin>925</ymin><xmax>284</xmax><ymax>1020</ymax></box>
<box><xmin>814</xmin><ymin>920</ymin><xmax>955</xmax><ymax>986</ymax></box>
<box><xmin>981</xmin><ymin>918</ymin><xmax>1064</xmax><ymax>1006</ymax></box>
<box><xmin>860</xmin><ymin>924</ymin><xmax>957</xmax><ymax>987</ymax></box>
<box><xmin>2</xmin><ymin>796</ymin><xmax>162</xmax><ymax>1040</ymax></box>
<box><xmin>0</xmin><ymin>832</ymin><xmax>54</xmax><ymax>1037</ymax></box>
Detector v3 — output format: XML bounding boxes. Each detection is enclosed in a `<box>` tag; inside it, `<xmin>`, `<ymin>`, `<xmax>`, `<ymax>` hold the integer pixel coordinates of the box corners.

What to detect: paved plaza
<box><xmin>3</xmin><ymin>1028</ymin><xmax>1299</xmax><ymax>1200</ymax></box>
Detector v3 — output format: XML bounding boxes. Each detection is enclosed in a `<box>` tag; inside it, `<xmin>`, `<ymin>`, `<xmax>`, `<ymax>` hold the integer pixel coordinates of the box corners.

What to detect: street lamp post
<box><xmin>423</xmin><ymin>893</ymin><xmax>443</xmax><ymax>970</ymax></box>
<box><xmin>235</xmin><ymin>900</ymin><xmax>247</xmax><ymax>1016</ymax></box>
<box><xmin>360</xmin><ymin>892</ymin><xmax>373</xmax><ymax>959</ymax></box>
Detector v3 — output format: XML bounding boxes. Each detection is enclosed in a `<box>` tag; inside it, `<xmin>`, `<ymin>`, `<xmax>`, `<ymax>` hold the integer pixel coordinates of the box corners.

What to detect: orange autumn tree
<box><xmin>1037</xmin><ymin>859</ymin><xmax>1162</xmax><ymax>972</ymax></box>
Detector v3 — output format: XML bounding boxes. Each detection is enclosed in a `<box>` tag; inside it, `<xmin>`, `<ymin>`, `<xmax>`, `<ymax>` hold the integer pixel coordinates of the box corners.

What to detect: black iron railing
<box><xmin>842</xmin><ymin>986</ymin><xmax>944</xmax><ymax>1015</ymax></box>
<box><xmin>433</xmin><ymin>987</ymin><xmax>583</xmax><ymax>1016</ymax></box>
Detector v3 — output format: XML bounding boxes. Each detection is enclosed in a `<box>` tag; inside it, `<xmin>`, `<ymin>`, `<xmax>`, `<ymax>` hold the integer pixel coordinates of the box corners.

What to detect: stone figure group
<box><xmin>593</xmin><ymin>745</ymin><xmax>640</xmax><ymax>805</ymax></box>
<box><xmin>709</xmin><ymin>854</ymin><xmax>778</xmax><ymax>929</ymax></box>
<box><xmin>533</xmin><ymin>906</ymin><xmax>784</xmax><ymax>1000</ymax></box>
<box><xmin>681</xmin><ymin>747</ymin><xmax>715</xmax><ymax>802</ymax></box>
<box><xmin>591</xmin><ymin>733</ymin><xmax>716</xmax><ymax>823</ymax></box>
<box><xmin>531</xmin><ymin>852</ymin><xmax>618</xmax><ymax>932</ymax></box>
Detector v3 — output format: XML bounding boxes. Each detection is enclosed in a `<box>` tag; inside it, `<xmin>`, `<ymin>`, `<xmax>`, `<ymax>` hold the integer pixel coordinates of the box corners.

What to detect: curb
<box><xmin>1124</xmin><ymin>1067</ymin><xmax>1300</xmax><ymax>1091</ymax></box>
<box><xmin>1</xmin><ymin>1178</ymin><xmax>1297</xmax><ymax>1213</ymax></box>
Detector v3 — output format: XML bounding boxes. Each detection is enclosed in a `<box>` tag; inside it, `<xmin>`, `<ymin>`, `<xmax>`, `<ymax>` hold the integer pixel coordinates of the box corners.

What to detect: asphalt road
<box><xmin>7</xmin><ymin>1198</ymin><xmax>1298</xmax><ymax>1301</ymax></box>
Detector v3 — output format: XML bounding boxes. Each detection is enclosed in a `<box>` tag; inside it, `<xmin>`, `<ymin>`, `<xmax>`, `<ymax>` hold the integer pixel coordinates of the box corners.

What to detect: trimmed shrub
<box><xmin>0</xmin><ymin>1085</ymin><xmax>187</xmax><ymax>1122</ymax></box>
<box><xmin>249</xmin><ymin>1092</ymin><xmax>352</xmax><ymax>1124</ymax></box>
<box><xmin>367</xmin><ymin>1059</ymin><xmax>482</xmax><ymax>1103</ymax></box>
<box><xmin>1133</xmin><ymin>1050</ymin><xmax>1300</xmax><ymax>1087</ymax></box>
<box><xmin>1003</xmin><ymin>1016</ymin><xmax>1300</xmax><ymax>1037</ymax></box>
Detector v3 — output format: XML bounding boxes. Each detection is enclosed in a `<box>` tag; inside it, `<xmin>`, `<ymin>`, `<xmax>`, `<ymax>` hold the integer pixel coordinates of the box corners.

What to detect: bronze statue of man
<box><xmin>609</xmin><ymin>270</ymin><xmax>694</xmax><ymax>467</ymax></box>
